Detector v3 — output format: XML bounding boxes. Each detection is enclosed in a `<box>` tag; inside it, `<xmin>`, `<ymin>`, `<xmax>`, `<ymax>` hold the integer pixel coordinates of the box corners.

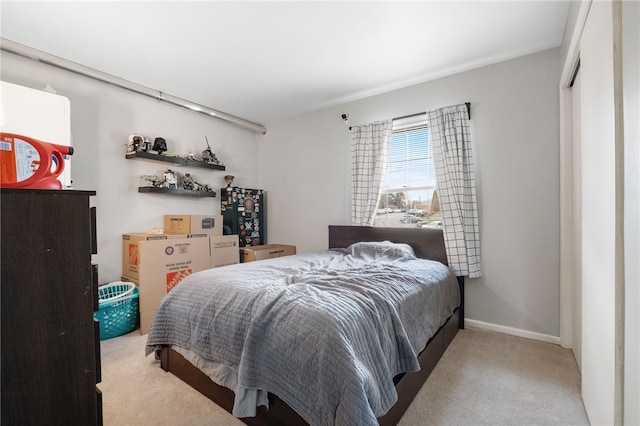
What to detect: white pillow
<box><xmin>345</xmin><ymin>241</ymin><xmax>416</xmax><ymax>261</ymax></box>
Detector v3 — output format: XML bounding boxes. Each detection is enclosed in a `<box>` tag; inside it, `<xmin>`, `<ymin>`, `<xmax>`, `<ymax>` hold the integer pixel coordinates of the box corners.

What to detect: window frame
<box><xmin>374</xmin><ymin>116</ymin><xmax>440</xmax><ymax>228</ymax></box>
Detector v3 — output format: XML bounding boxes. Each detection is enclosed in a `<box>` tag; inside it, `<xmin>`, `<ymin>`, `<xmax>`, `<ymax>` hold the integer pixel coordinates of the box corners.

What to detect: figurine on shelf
<box><xmin>160</xmin><ymin>169</ymin><xmax>178</xmax><ymax>188</ymax></box>
<box><xmin>189</xmin><ymin>179</ymin><xmax>212</xmax><ymax>192</ymax></box>
<box><xmin>202</xmin><ymin>136</ymin><xmax>223</xmax><ymax>165</ymax></box>
<box><xmin>128</xmin><ymin>134</ymin><xmax>144</xmax><ymax>153</ymax></box>
<box><xmin>153</xmin><ymin>137</ymin><xmax>168</xmax><ymax>155</ymax></box>
<box><xmin>182</xmin><ymin>173</ymin><xmax>195</xmax><ymax>190</ymax></box>
<box><xmin>141</xmin><ymin>137</ymin><xmax>151</xmax><ymax>152</ymax></box>
<box><xmin>140</xmin><ymin>174</ymin><xmax>160</xmax><ymax>187</ymax></box>
<box><xmin>224</xmin><ymin>175</ymin><xmax>234</xmax><ymax>187</ymax></box>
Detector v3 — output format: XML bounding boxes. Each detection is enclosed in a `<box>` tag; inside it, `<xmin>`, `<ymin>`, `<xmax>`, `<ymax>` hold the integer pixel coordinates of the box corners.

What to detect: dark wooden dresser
<box><xmin>1</xmin><ymin>188</ymin><xmax>102</xmax><ymax>425</ymax></box>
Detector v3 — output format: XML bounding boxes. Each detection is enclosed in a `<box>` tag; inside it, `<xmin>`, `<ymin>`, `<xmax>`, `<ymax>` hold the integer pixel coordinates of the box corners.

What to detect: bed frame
<box><xmin>158</xmin><ymin>225</ymin><xmax>465</xmax><ymax>426</ymax></box>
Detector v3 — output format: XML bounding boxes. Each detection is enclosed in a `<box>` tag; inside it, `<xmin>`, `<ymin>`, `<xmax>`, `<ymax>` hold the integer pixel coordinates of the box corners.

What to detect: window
<box><xmin>374</xmin><ymin>123</ymin><xmax>441</xmax><ymax>229</ymax></box>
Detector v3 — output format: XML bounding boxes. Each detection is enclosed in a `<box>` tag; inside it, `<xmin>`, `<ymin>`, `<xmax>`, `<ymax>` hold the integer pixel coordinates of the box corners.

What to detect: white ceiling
<box><xmin>1</xmin><ymin>1</ymin><xmax>570</xmax><ymax>126</ymax></box>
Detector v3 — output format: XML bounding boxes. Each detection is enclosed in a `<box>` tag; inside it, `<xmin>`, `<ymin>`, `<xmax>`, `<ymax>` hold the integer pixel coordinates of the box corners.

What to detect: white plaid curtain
<box><xmin>350</xmin><ymin>120</ymin><xmax>392</xmax><ymax>226</ymax></box>
<box><xmin>427</xmin><ymin>104</ymin><xmax>481</xmax><ymax>278</ymax></box>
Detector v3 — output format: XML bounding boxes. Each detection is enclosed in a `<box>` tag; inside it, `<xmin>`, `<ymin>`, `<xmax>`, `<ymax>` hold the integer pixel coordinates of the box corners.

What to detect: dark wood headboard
<box><xmin>328</xmin><ymin>225</ymin><xmax>448</xmax><ymax>266</ymax></box>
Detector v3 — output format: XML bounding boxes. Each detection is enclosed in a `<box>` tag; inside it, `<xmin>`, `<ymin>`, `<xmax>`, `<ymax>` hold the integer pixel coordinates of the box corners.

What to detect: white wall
<box><xmin>259</xmin><ymin>48</ymin><xmax>563</xmax><ymax>337</ymax></box>
<box><xmin>1</xmin><ymin>51</ymin><xmax>260</xmax><ymax>282</ymax></box>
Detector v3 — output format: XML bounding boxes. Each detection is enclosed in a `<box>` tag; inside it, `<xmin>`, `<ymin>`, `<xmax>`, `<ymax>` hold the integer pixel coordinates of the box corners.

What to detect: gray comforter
<box><xmin>146</xmin><ymin>241</ymin><xmax>460</xmax><ymax>426</ymax></box>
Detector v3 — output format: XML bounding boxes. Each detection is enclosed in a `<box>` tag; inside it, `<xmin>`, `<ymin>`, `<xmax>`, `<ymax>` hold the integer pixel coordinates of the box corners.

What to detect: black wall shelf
<box><xmin>126</xmin><ymin>151</ymin><xmax>225</xmax><ymax>171</ymax></box>
<box><xmin>138</xmin><ymin>187</ymin><xmax>217</xmax><ymax>197</ymax></box>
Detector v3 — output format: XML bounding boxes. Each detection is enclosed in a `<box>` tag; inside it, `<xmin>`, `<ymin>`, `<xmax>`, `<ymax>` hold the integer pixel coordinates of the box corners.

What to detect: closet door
<box><xmin>579</xmin><ymin>1</ymin><xmax>617</xmax><ymax>424</ymax></box>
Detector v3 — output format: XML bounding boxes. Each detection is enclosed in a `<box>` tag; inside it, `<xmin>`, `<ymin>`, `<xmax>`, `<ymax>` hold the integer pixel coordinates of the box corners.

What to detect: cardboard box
<box><xmin>122</xmin><ymin>233</ymin><xmax>188</xmax><ymax>280</ymax></box>
<box><xmin>240</xmin><ymin>244</ymin><xmax>296</xmax><ymax>263</ymax></box>
<box><xmin>164</xmin><ymin>214</ymin><xmax>223</xmax><ymax>236</ymax></box>
<box><xmin>121</xmin><ymin>236</ymin><xmax>211</xmax><ymax>335</ymax></box>
<box><xmin>210</xmin><ymin>235</ymin><xmax>240</xmax><ymax>267</ymax></box>
<box><xmin>180</xmin><ymin>234</ymin><xmax>240</xmax><ymax>268</ymax></box>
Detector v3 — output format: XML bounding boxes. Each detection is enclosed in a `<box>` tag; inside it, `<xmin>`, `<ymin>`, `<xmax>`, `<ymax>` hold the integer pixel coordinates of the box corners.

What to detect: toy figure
<box><xmin>202</xmin><ymin>136</ymin><xmax>222</xmax><ymax>165</ymax></box>
<box><xmin>128</xmin><ymin>134</ymin><xmax>144</xmax><ymax>153</ymax></box>
<box><xmin>140</xmin><ymin>175</ymin><xmax>160</xmax><ymax>187</ymax></box>
<box><xmin>201</xmin><ymin>183</ymin><xmax>213</xmax><ymax>192</ymax></box>
<box><xmin>153</xmin><ymin>137</ymin><xmax>167</xmax><ymax>154</ymax></box>
<box><xmin>141</xmin><ymin>137</ymin><xmax>151</xmax><ymax>152</ymax></box>
<box><xmin>182</xmin><ymin>173</ymin><xmax>195</xmax><ymax>190</ymax></box>
<box><xmin>161</xmin><ymin>169</ymin><xmax>177</xmax><ymax>188</ymax></box>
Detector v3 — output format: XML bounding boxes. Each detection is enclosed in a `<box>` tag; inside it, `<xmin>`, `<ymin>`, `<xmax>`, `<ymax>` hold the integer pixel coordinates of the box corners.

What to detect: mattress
<box><xmin>146</xmin><ymin>241</ymin><xmax>460</xmax><ymax>425</ymax></box>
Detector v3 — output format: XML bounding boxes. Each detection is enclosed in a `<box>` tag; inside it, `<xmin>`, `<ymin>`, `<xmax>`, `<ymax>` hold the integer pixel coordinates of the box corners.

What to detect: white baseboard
<box><xmin>464</xmin><ymin>318</ymin><xmax>561</xmax><ymax>345</ymax></box>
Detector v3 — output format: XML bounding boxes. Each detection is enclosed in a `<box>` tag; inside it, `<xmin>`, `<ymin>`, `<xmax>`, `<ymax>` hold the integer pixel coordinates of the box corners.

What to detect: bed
<box><xmin>146</xmin><ymin>225</ymin><xmax>464</xmax><ymax>425</ymax></box>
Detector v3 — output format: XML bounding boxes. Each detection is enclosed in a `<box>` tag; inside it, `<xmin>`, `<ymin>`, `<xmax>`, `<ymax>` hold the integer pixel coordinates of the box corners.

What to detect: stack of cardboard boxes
<box><xmin>122</xmin><ymin>214</ymin><xmax>239</xmax><ymax>334</ymax></box>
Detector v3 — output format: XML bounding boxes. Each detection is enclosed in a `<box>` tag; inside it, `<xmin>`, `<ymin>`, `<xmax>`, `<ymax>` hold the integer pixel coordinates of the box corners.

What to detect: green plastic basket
<box><xmin>94</xmin><ymin>282</ymin><xmax>139</xmax><ymax>340</ymax></box>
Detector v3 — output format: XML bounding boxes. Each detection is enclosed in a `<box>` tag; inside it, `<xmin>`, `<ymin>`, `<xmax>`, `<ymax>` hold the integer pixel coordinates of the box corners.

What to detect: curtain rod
<box><xmin>348</xmin><ymin>102</ymin><xmax>471</xmax><ymax>130</ymax></box>
<box><xmin>0</xmin><ymin>38</ymin><xmax>268</xmax><ymax>135</ymax></box>
<box><xmin>393</xmin><ymin>102</ymin><xmax>471</xmax><ymax>121</ymax></box>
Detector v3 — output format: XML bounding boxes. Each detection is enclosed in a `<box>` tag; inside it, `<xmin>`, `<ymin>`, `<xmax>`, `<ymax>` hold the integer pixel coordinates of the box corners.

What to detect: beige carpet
<box><xmin>99</xmin><ymin>327</ymin><xmax>589</xmax><ymax>426</ymax></box>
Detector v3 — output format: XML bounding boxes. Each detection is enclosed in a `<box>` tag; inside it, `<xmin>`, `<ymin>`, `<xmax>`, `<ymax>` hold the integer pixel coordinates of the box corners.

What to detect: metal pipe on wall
<box><xmin>0</xmin><ymin>38</ymin><xmax>268</xmax><ymax>135</ymax></box>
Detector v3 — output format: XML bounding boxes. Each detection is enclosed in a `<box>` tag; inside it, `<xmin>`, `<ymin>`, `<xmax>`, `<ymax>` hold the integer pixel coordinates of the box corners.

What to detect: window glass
<box><xmin>374</xmin><ymin>126</ymin><xmax>442</xmax><ymax>229</ymax></box>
